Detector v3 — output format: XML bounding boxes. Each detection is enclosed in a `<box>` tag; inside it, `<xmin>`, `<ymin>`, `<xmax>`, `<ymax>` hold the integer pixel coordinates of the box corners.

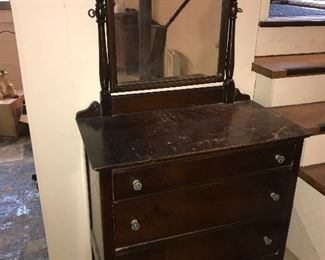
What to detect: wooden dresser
<box><xmin>77</xmin><ymin>100</ymin><xmax>307</xmax><ymax>260</ymax></box>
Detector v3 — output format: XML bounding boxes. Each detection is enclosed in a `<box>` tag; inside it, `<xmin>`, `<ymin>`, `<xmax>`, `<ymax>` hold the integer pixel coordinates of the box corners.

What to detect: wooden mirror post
<box><xmin>223</xmin><ymin>0</ymin><xmax>242</xmax><ymax>104</ymax></box>
<box><xmin>89</xmin><ymin>0</ymin><xmax>112</xmax><ymax>116</ymax></box>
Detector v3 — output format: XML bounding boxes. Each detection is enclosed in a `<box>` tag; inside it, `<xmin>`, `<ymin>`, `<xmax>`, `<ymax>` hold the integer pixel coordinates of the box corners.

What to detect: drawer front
<box><xmin>113</xmin><ymin>143</ymin><xmax>295</xmax><ymax>200</ymax></box>
<box><xmin>116</xmin><ymin>221</ymin><xmax>283</xmax><ymax>260</ymax></box>
<box><xmin>114</xmin><ymin>171</ymin><xmax>295</xmax><ymax>247</ymax></box>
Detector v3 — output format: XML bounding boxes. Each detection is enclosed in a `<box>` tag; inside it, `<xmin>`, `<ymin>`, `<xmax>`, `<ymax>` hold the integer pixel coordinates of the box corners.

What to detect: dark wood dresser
<box><xmin>77</xmin><ymin>100</ymin><xmax>307</xmax><ymax>260</ymax></box>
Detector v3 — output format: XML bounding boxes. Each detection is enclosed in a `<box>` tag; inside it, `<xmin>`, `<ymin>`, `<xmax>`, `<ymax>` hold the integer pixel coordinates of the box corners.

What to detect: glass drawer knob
<box><xmin>131</xmin><ymin>219</ymin><xmax>140</xmax><ymax>231</ymax></box>
<box><xmin>270</xmin><ymin>192</ymin><xmax>280</xmax><ymax>202</ymax></box>
<box><xmin>264</xmin><ymin>236</ymin><xmax>273</xmax><ymax>246</ymax></box>
<box><xmin>133</xmin><ymin>179</ymin><xmax>142</xmax><ymax>191</ymax></box>
<box><xmin>275</xmin><ymin>154</ymin><xmax>286</xmax><ymax>164</ymax></box>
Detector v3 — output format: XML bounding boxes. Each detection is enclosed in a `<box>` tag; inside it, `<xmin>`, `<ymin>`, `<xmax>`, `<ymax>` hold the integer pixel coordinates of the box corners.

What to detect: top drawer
<box><xmin>113</xmin><ymin>143</ymin><xmax>295</xmax><ymax>200</ymax></box>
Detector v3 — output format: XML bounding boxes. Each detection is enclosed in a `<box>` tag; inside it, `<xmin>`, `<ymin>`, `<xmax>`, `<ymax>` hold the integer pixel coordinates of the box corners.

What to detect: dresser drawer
<box><xmin>116</xmin><ymin>221</ymin><xmax>282</xmax><ymax>260</ymax></box>
<box><xmin>114</xmin><ymin>171</ymin><xmax>294</xmax><ymax>247</ymax></box>
<box><xmin>113</xmin><ymin>143</ymin><xmax>295</xmax><ymax>200</ymax></box>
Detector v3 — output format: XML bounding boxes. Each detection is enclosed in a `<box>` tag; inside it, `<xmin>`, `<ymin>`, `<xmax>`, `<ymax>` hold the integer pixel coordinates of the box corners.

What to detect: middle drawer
<box><xmin>114</xmin><ymin>171</ymin><xmax>295</xmax><ymax>247</ymax></box>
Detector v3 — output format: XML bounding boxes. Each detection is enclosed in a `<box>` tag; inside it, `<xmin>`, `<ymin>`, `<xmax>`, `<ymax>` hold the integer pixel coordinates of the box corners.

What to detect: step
<box><xmin>252</xmin><ymin>53</ymin><xmax>325</xmax><ymax>79</ymax></box>
<box><xmin>254</xmin><ymin>74</ymin><xmax>325</xmax><ymax>107</ymax></box>
<box><xmin>271</xmin><ymin>102</ymin><xmax>325</xmax><ymax>135</ymax></box>
<box><xmin>271</xmin><ymin>102</ymin><xmax>325</xmax><ymax>166</ymax></box>
<box><xmin>299</xmin><ymin>163</ymin><xmax>325</xmax><ymax>196</ymax></box>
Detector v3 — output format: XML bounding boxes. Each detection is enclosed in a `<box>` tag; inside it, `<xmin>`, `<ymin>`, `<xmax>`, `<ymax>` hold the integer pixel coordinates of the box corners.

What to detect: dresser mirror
<box><xmin>87</xmin><ymin>0</ymin><xmax>244</xmax><ymax>115</ymax></box>
<box><xmin>111</xmin><ymin>0</ymin><xmax>227</xmax><ymax>91</ymax></box>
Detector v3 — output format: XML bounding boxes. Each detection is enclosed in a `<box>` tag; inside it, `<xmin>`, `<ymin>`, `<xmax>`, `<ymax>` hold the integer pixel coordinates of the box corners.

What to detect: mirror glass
<box><xmin>114</xmin><ymin>0</ymin><xmax>223</xmax><ymax>87</ymax></box>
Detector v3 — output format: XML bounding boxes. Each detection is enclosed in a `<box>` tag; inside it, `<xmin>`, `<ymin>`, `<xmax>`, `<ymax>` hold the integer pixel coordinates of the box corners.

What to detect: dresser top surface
<box><xmin>77</xmin><ymin>101</ymin><xmax>307</xmax><ymax>170</ymax></box>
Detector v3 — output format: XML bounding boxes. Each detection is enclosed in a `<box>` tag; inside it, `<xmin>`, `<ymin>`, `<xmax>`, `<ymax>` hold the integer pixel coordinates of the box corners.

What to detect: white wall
<box><xmin>234</xmin><ymin>0</ymin><xmax>261</xmax><ymax>97</ymax></box>
<box><xmin>11</xmin><ymin>0</ymin><xmax>99</xmax><ymax>259</ymax></box>
<box><xmin>10</xmin><ymin>0</ymin><xmax>261</xmax><ymax>259</ymax></box>
<box><xmin>256</xmin><ymin>26</ymin><xmax>325</xmax><ymax>56</ymax></box>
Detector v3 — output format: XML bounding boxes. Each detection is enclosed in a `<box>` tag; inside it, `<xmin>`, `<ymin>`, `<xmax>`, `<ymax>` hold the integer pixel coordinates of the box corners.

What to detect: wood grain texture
<box><xmin>299</xmin><ymin>163</ymin><xmax>325</xmax><ymax>196</ymax></box>
<box><xmin>77</xmin><ymin>101</ymin><xmax>307</xmax><ymax>170</ymax></box>
<box><xmin>252</xmin><ymin>53</ymin><xmax>325</xmax><ymax>78</ymax></box>
<box><xmin>114</xmin><ymin>171</ymin><xmax>295</xmax><ymax>247</ymax></box>
<box><xmin>77</xmin><ymin>86</ymin><xmax>250</xmax><ymax>116</ymax></box>
<box><xmin>111</xmin><ymin>86</ymin><xmax>226</xmax><ymax>115</ymax></box>
<box><xmin>113</xmin><ymin>143</ymin><xmax>295</xmax><ymax>200</ymax></box>
<box><xmin>271</xmin><ymin>101</ymin><xmax>325</xmax><ymax>135</ymax></box>
<box><xmin>115</xmin><ymin>221</ymin><xmax>283</xmax><ymax>260</ymax></box>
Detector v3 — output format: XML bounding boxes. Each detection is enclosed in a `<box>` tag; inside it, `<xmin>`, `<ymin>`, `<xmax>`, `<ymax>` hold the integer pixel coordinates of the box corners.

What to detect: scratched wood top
<box><xmin>77</xmin><ymin>101</ymin><xmax>307</xmax><ymax>170</ymax></box>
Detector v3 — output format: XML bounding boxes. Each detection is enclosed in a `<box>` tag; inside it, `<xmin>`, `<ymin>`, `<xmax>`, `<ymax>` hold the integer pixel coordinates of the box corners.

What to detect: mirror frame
<box><xmin>106</xmin><ymin>0</ymin><xmax>231</xmax><ymax>93</ymax></box>
<box><xmin>88</xmin><ymin>0</ymin><xmax>242</xmax><ymax>115</ymax></box>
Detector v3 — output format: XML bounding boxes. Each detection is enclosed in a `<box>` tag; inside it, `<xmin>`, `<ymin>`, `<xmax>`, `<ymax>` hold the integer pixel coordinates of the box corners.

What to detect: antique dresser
<box><xmin>77</xmin><ymin>0</ymin><xmax>308</xmax><ymax>259</ymax></box>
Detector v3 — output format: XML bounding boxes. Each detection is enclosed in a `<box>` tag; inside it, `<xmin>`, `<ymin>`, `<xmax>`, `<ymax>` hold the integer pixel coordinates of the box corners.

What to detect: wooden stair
<box><xmin>299</xmin><ymin>163</ymin><xmax>325</xmax><ymax>196</ymax></box>
<box><xmin>252</xmin><ymin>53</ymin><xmax>325</xmax><ymax>79</ymax></box>
<box><xmin>271</xmin><ymin>102</ymin><xmax>325</xmax><ymax>196</ymax></box>
<box><xmin>271</xmin><ymin>101</ymin><xmax>325</xmax><ymax>135</ymax></box>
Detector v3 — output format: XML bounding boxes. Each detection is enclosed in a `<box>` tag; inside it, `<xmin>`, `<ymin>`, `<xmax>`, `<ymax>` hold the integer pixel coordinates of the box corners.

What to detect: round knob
<box><xmin>275</xmin><ymin>154</ymin><xmax>286</xmax><ymax>164</ymax></box>
<box><xmin>88</xmin><ymin>9</ymin><xmax>96</xmax><ymax>18</ymax></box>
<box><xmin>131</xmin><ymin>219</ymin><xmax>140</xmax><ymax>231</ymax></box>
<box><xmin>132</xmin><ymin>179</ymin><xmax>143</xmax><ymax>191</ymax></box>
<box><xmin>270</xmin><ymin>192</ymin><xmax>281</xmax><ymax>202</ymax></box>
<box><xmin>264</xmin><ymin>236</ymin><xmax>273</xmax><ymax>246</ymax></box>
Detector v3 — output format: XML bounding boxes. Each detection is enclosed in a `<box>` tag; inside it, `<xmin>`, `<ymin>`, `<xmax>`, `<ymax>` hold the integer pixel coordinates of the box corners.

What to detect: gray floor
<box><xmin>0</xmin><ymin>136</ymin><xmax>48</xmax><ymax>260</ymax></box>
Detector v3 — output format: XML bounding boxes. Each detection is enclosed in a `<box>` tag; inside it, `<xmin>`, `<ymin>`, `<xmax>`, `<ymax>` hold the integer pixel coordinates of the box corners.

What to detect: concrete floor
<box><xmin>0</xmin><ymin>136</ymin><xmax>48</xmax><ymax>260</ymax></box>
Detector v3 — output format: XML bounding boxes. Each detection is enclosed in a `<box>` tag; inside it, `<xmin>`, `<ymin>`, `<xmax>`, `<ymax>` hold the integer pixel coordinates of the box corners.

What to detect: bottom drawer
<box><xmin>116</xmin><ymin>221</ymin><xmax>283</xmax><ymax>260</ymax></box>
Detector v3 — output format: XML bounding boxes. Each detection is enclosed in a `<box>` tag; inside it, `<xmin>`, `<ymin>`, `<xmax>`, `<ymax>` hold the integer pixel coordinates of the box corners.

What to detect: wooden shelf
<box><xmin>299</xmin><ymin>163</ymin><xmax>325</xmax><ymax>196</ymax></box>
<box><xmin>271</xmin><ymin>102</ymin><xmax>325</xmax><ymax>136</ymax></box>
<box><xmin>252</xmin><ymin>53</ymin><xmax>325</xmax><ymax>78</ymax></box>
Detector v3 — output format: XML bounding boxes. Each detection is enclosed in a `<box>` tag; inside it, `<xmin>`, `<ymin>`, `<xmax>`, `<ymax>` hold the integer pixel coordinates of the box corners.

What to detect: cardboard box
<box><xmin>0</xmin><ymin>90</ymin><xmax>24</xmax><ymax>137</ymax></box>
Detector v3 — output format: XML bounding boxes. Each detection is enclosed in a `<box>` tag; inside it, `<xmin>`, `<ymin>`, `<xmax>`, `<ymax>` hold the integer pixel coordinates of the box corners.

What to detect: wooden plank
<box><xmin>252</xmin><ymin>53</ymin><xmax>325</xmax><ymax>78</ymax></box>
<box><xmin>271</xmin><ymin>101</ymin><xmax>325</xmax><ymax>135</ymax></box>
<box><xmin>111</xmin><ymin>86</ymin><xmax>226</xmax><ymax>114</ymax></box>
<box><xmin>299</xmin><ymin>163</ymin><xmax>325</xmax><ymax>196</ymax></box>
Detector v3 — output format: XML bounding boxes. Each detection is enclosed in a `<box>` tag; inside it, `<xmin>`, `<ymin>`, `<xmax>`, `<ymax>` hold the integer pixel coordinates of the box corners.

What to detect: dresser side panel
<box><xmin>89</xmin><ymin>166</ymin><xmax>105</xmax><ymax>260</ymax></box>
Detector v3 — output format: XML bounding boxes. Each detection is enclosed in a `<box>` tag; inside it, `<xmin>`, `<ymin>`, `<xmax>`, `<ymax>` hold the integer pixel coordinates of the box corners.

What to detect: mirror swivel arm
<box><xmin>89</xmin><ymin>0</ymin><xmax>112</xmax><ymax>116</ymax></box>
<box><xmin>223</xmin><ymin>0</ymin><xmax>242</xmax><ymax>104</ymax></box>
